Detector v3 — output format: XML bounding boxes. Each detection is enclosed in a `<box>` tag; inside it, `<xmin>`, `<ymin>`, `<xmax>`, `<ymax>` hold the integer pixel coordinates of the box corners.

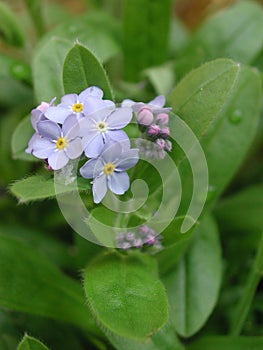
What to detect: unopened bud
<box><xmin>156</xmin><ymin>113</ymin><xmax>169</xmax><ymax>125</ymax></box>
<box><xmin>137</xmin><ymin>106</ymin><xmax>154</xmax><ymax>126</ymax></box>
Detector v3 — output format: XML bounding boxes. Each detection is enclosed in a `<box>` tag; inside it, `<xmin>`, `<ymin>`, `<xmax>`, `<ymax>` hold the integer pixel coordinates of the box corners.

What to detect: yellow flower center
<box><xmin>96</xmin><ymin>121</ymin><xmax>108</xmax><ymax>133</ymax></box>
<box><xmin>56</xmin><ymin>137</ymin><xmax>67</xmax><ymax>149</ymax></box>
<box><xmin>72</xmin><ymin>103</ymin><xmax>83</xmax><ymax>113</ymax></box>
<box><xmin>103</xmin><ymin>163</ymin><xmax>115</xmax><ymax>175</ymax></box>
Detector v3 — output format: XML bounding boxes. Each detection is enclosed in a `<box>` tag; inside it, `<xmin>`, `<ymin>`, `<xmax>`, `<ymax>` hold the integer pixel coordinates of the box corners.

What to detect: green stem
<box><xmin>230</xmin><ymin>232</ymin><xmax>263</xmax><ymax>335</ymax></box>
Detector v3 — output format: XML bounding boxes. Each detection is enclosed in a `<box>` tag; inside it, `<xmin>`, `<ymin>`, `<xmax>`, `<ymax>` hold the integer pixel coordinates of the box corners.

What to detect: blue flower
<box><xmin>44</xmin><ymin>86</ymin><xmax>115</xmax><ymax>124</ymax></box>
<box><xmin>30</xmin><ymin>115</ymin><xmax>83</xmax><ymax>170</ymax></box>
<box><xmin>122</xmin><ymin>95</ymin><xmax>171</xmax><ymax>114</ymax></box>
<box><xmin>80</xmin><ymin>141</ymin><xmax>139</xmax><ymax>203</ymax></box>
<box><xmin>79</xmin><ymin>106</ymin><xmax>133</xmax><ymax>158</ymax></box>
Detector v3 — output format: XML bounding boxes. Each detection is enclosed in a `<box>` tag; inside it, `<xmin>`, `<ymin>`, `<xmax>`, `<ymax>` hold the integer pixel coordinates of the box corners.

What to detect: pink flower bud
<box><xmin>165</xmin><ymin>140</ymin><xmax>172</xmax><ymax>151</ymax></box>
<box><xmin>156</xmin><ymin>113</ymin><xmax>169</xmax><ymax>125</ymax></box>
<box><xmin>37</xmin><ymin>101</ymin><xmax>50</xmax><ymax>113</ymax></box>
<box><xmin>156</xmin><ymin>138</ymin><xmax>166</xmax><ymax>149</ymax></box>
<box><xmin>137</xmin><ymin>106</ymin><xmax>154</xmax><ymax>126</ymax></box>
<box><xmin>148</xmin><ymin>124</ymin><xmax>160</xmax><ymax>136</ymax></box>
<box><xmin>161</xmin><ymin>127</ymin><xmax>170</xmax><ymax>138</ymax></box>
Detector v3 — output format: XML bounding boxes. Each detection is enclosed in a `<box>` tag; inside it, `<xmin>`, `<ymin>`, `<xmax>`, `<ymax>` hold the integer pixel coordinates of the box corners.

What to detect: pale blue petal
<box><xmin>78</xmin><ymin>117</ymin><xmax>97</xmax><ymax>137</ymax></box>
<box><xmin>79</xmin><ymin>86</ymin><xmax>103</xmax><ymax>100</ymax></box>
<box><xmin>37</xmin><ymin>120</ymin><xmax>61</xmax><ymax>140</ymax></box>
<box><xmin>121</xmin><ymin>99</ymin><xmax>135</xmax><ymax>108</ymax></box>
<box><xmin>106</xmin><ymin>107</ymin><xmax>132</xmax><ymax>129</ymax></box>
<box><xmin>48</xmin><ymin>150</ymin><xmax>69</xmax><ymax>170</ymax></box>
<box><xmin>83</xmin><ymin>96</ymin><xmax>113</xmax><ymax>116</ymax></box>
<box><xmin>65</xmin><ymin>138</ymin><xmax>83</xmax><ymax>159</ymax></box>
<box><xmin>115</xmin><ymin>149</ymin><xmax>139</xmax><ymax>171</ymax></box>
<box><xmin>31</xmin><ymin>109</ymin><xmax>42</xmax><ymax>131</ymax></box>
<box><xmin>32</xmin><ymin>138</ymin><xmax>55</xmax><ymax>159</ymax></box>
<box><xmin>80</xmin><ymin>158</ymin><xmax>104</xmax><ymax>179</ymax></box>
<box><xmin>26</xmin><ymin>133</ymin><xmax>41</xmax><ymax>154</ymax></box>
<box><xmin>82</xmin><ymin>129</ymin><xmax>99</xmax><ymax>149</ymax></box>
<box><xmin>100</xmin><ymin>140</ymin><xmax>122</xmax><ymax>163</ymax></box>
<box><xmin>45</xmin><ymin>106</ymin><xmax>71</xmax><ymax>124</ymax></box>
<box><xmin>132</xmin><ymin>102</ymin><xmax>144</xmax><ymax>112</ymax></box>
<box><xmin>93</xmin><ymin>175</ymin><xmax>107</xmax><ymax>203</ymax></box>
<box><xmin>62</xmin><ymin>115</ymin><xmax>80</xmax><ymax>139</ymax></box>
<box><xmin>108</xmin><ymin>172</ymin><xmax>129</xmax><ymax>195</ymax></box>
<box><xmin>84</xmin><ymin>134</ymin><xmax>105</xmax><ymax>158</ymax></box>
<box><xmin>60</xmin><ymin>94</ymin><xmax>78</xmax><ymax>106</ymax></box>
<box><xmin>149</xmin><ymin>95</ymin><xmax>165</xmax><ymax>108</ymax></box>
<box><xmin>106</xmin><ymin>130</ymin><xmax>130</xmax><ymax>149</ymax></box>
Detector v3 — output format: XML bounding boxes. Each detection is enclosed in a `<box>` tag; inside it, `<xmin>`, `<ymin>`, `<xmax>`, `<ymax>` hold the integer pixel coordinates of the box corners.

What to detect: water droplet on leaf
<box><xmin>229</xmin><ymin>110</ymin><xmax>242</xmax><ymax>124</ymax></box>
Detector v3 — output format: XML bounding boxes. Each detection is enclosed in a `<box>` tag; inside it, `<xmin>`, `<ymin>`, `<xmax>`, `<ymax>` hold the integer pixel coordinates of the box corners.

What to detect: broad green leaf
<box><xmin>33</xmin><ymin>37</ymin><xmax>72</xmax><ymax>102</ymax></box>
<box><xmin>108</xmin><ymin>321</ymin><xmax>184</xmax><ymax>350</ymax></box>
<box><xmin>84</xmin><ymin>251</ymin><xmax>168</xmax><ymax>340</ymax></box>
<box><xmin>24</xmin><ymin>0</ymin><xmax>45</xmax><ymax>37</ymax></box>
<box><xmin>123</xmin><ymin>0</ymin><xmax>172</xmax><ymax>81</ymax></box>
<box><xmin>0</xmin><ymin>223</ymin><xmax>73</xmax><ymax>269</ymax></box>
<box><xmin>215</xmin><ymin>184</ymin><xmax>263</xmax><ymax>235</ymax></box>
<box><xmin>17</xmin><ymin>335</ymin><xmax>49</xmax><ymax>350</ymax></box>
<box><xmin>63</xmin><ymin>43</ymin><xmax>113</xmax><ymax>99</ymax></box>
<box><xmin>0</xmin><ymin>234</ymin><xmax>100</xmax><ymax>335</ymax></box>
<box><xmin>0</xmin><ymin>2</ymin><xmax>25</xmax><ymax>47</ymax></box>
<box><xmin>168</xmin><ymin>58</ymin><xmax>262</xmax><ymax>221</ymax></box>
<box><xmin>187</xmin><ymin>336</ymin><xmax>263</xmax><ymax>350</ymax></box>
<box><xmin>11</xmin><ymin>115</ymin><xmax>36</xmax><ymax>162</ymax></box>
<box><xmin>175</xmin><ymin>1</ymin><xmax>263</xmax><ymax>79</ymax></box>
<box><xmin>162</xmin><ymin>215</ymin><xmax>222</xmax><ymax>337</ymax></box>
<box><xmin>38</xmin><ymin>11</ymin><xmax>120</xmax><ymax>63</ymax></box>
<box><xmin>0</xmin><ymin>310</ymin><xmax>19</xmax><ymax>350</ymax></box>
<box><xmin>10</xmin><ymin>174</ymin><xmax>91</xmax><ymax>203</ymax></box>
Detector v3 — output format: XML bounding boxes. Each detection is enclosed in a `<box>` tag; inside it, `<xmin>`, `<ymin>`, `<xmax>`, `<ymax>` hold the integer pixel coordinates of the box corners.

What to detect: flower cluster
<box><xmin>123</xmin><ymin>95</ymin><xmax>172</xmax><ymax>159</ymax></box>
<box><xmin>26</xmin><ymin>86</ymin><xmax>172</xmax><ymax>203</ymax></box>
<box><xmin>116</xmin><ymin>225</ymin><xmax>163</xmax><ymax>252</ymax></box>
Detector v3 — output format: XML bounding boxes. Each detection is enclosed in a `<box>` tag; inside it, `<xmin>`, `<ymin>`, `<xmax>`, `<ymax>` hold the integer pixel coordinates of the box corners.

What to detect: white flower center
<box><xmin>96</xmin><ymin>121</ymin><xmax>108</xmax><ymax>133</ymax></box>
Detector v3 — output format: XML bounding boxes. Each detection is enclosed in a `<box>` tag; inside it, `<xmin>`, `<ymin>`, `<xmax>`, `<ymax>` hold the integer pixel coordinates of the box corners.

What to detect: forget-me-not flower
<box><xmin>45</xmin><ymin>86</ymin><xmax>115</xmax><ymax>124</ymax></box>
<box><xmin>80</xmin><ymin>141</ymin><xmax>139</xmax><ymax>203</ymax></box>
<box><xmin>30</xmin><ymin>115</ymin><xmax>83</xmax><ymax>170</ymax></box>
<box><xmin>79</xmin><ymin>106</ymin><xmax>133</xmax><ymax>158</ymax></box>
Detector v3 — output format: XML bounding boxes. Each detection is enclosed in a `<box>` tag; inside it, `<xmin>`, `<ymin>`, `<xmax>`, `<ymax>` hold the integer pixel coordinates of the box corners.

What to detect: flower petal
<box><xmin>48</xmin><ymin>151</ymin><xmax>69</xmax><ymax>170</ymax></box>
<box><xmin>84</xmin><ymin>134</ymin><xmax>105</xmax><ymax>158</ymax></box>
<box><xmin>26</xmin><ymin>133</ymin><xmax>41</xmax><ymax>154</ymax></box>
<box><xmin>78</xmin><ymin>117</ymin><xmax>97</xmax><ymax>137</ymax></box>
<box><xmin>79</xmin><ymin>86</ymin><xmax>103</xmax><ymax>100</ymax></box>
<box><xmin>149</xmin><ymin>95</ymin><xmax>165</xmax><ymax>108</ymax></box>
<box><xmin>45</xmin><ymin>106</ymin><xmax>71</xmax><ymax>124</ymax></box>
<box><xmin>80</xmin><ymin>158</ymin><xmax>104</xmax><ymax>179</ymax></box>
<box><xmin>108</xmin><ymin>172</ymin><xmax>130</xmax><ymax>195</ymax></box>
<box><xmin>32</xmin><ymin>138</ymin><xmax>55</xmax><ymax>159</ymax></box>
<box><xmin>106</xmin><ymin>130</ymin><xmax>130</xmax><ymax>150</ymax></box>
<box><xmin>106</xmin><ymin>107</ymin><xmax>132</xmax><ymax>129</ymax></box>
<box><xmin>37</xmin><ymin>120</ymin><xmax>61</xmax><ymax>140</ymax></box>
<box><xmin>60</xmin><ymin>93</ymin><xmax>78</xmax><ymax>107</ymax></box>
<box><xmin>83</xmin><ymin>96</ymin><xmax>114</xmax><ymax>116</ymax></box>
<box><xmin>93</xmin><ymin>175</ymin><xmax>107</xmax><ymax>203</ymax></box>
<box><xmin>65</xmin><ymin>138</ymin><xmax>83</xmax><ymax>159</ymax></box>
<box><xmin>62</xmin><ymin>115</ymin><xmax>80</xmax><ymax>139</ymax></box>
<box><xmin>115</xmin><ymin>149</ymin><xmax>139</xmax><ymax>171</ymax></box>
<box><xmin>121</xmin><ymin>99</ymin><xmax>135</xmax><ymax>108</ymax></box>
<box><xmin>100</xmin><ymin>140</ymin><xmax>122</xmax><ymax>163</ymax></box>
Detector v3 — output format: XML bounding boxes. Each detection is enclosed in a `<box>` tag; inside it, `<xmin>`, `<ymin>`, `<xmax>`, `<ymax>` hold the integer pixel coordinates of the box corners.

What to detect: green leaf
<box><xmin>24</xmin><ymin>0</ymin><xmax>45</xmax><ymax>37</ymax></box>
<box><xmin>168</xmin><ymin>58</ymin><xmax>262</xmax><ymax>220</ymax></box>
<box><xmin>0</xmin><ymin>2</ymin><xmax>25</xmax><ymax>47</ymax></box>
<box><xmin>33</xmin><ymin>37</ymin><xmax>72</xmax><ymax>102</ymax></box>
<box><xmin>0</xmin><ymin>234</ymin><xmax>99</xmax><ymax>335</ymax></box>
<box><xmin>162</xmin><ymin>215</ymin><xmax>222</xmax><ymax>337</ymax></box>
<box><xmin>123</xmin><ymin>0</ymin><xmax>172</xmax><ymax>81</ymax></box>
<box><xmin>187</xmin><ymin>336</ymin><xmax>263</xmax><ymax>350</ymax></box>
<box><xmin>84</xmin><ymin>251</ymin><xmax>168</xmax><ymax>340</ymax></box>
<box><xmin>11</xmin><ymin>115</ymin><xmax>36</xmax><ymax>162</ymax></box>
<box><xmin>38</xmin><ymin>11</ymin><xmax>120</xmax><ymax>63</ymax></box>
<box><xmin>215</xmin><ymin>184</ymin><xmax>263</xmax><ymax>235</ymax></box>
<box><xmin>17</xmin><ymin>335</ymin><xmax>49</xmax><ymax>350</ymax></box>
<box><xmin>10</xmin><ymin>174</ymin><xmax>91</xmax><ymax>203</ymax></box>
<box><xmin>0</xmin><ymin>53</ymin><xmax>31</xmax><ymax>83</ymax></box>
<box><xmin>175</xmin><ymin>1</ymin><xmax>263</xmax><ymax>79</ymax></box>
<box><xmin>63</xmin><ymin>43</ymin><xmax>114</xmax><ymax>99</ymax></box>
<box><xmin>143</xmin><ymin>62</ymin><xmax>175</xmax><ymax>95</ymax></box>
